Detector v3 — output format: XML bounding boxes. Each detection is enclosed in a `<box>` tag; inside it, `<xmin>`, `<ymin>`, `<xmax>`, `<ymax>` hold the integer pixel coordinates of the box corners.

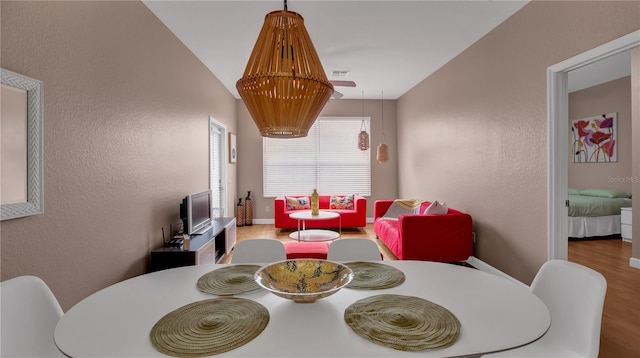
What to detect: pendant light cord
<box><xmin>381</xmin><ymin>91</ymin><xmax>385</xmax><ymax>137</ymax></box>
<box><xmin>284</xmin><ymin>0</ymin><xmax>287</xmax><ymax>10</ymax></box>
<box><xmin>361</xmin><ymin>90</ymin><xmax>366</xmax><ymax>130</ymax></box>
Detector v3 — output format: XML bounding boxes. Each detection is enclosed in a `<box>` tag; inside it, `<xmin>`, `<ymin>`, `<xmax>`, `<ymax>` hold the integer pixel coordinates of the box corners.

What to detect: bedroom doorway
<box><xmin>547</xmin><ymin>30</ymin><xmax>639</xmax><ymax>265</ymax></box>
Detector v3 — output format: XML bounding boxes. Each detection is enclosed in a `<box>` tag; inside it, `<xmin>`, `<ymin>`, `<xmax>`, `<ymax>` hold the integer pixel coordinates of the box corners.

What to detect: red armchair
<box><xmin>373</xmin><ymin>200</ymin><xmax>473</xmax><ymax>262</ymax></box>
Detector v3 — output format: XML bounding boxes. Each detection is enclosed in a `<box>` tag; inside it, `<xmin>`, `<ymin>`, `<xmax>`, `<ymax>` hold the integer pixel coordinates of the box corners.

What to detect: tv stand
<box><xmin>149</xmin><ymin>217</ymin><xmax>236</xmax><ymax>272</ymax></box>
<box><xmin>192</xmin><ymin>224</ymin><xmax>212</xmax><ymax>236</ymax></box>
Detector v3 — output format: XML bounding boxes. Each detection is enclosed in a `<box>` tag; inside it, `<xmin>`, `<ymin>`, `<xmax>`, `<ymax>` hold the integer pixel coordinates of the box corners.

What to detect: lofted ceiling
<box><xmin>143</xmin><ymin>0</ymin><xmax>629</xmax><ymax>100</ymax></box>
<box><xmin>142</xmin><ymin>0</ymin><xmax>530</xmax><ymax>100</ymax></box>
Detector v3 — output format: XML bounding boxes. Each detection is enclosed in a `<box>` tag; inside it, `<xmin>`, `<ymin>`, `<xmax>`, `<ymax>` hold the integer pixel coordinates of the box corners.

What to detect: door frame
<box><xmin>547</xmin><ymin>30</ymin><xmax>640</xmax><ymax>260</ymax></box>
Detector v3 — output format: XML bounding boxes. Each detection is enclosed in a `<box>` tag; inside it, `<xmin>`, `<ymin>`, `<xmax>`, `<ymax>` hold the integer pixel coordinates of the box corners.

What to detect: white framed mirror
<box><xmin>1</xmin><ymin>68</ymin><xmax>44</xmax><ymax>220</ymax></box>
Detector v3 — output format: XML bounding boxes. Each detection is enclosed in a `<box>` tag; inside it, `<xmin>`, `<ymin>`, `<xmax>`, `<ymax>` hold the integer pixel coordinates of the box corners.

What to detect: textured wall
<box><xmin>568</xmin><ymin>77</ymin><xmax>633</xmax><ymax>192</ymax></box>
<box><xmin>236</xmin><ymin>98</ymin><xmax>398</xmax><ymax>221</ymax></box>
<box><xmin>398</xmin><ymin>1</ymin><xmax>640</xmax><ymax>282</ymax></box>
<box><xmin>0</xmin><ymin>1</ymin><xmax>237</xmax><ymax>310</ymax></box>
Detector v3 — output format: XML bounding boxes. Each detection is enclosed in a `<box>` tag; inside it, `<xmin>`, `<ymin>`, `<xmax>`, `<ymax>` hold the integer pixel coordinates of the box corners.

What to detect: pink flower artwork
<box><xmin>571</xmin><ymin>112</ymin><xmax>617</xmax><ymax>163</ymax></box>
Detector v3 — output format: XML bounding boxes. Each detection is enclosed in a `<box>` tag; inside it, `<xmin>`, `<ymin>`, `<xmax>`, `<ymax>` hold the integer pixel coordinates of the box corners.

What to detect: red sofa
<box><xmin>274</xmin><ymin>195</ymin><xmax>367</xmax><ymax>229</ymax></box>
<box><xmin>373</xmin><ymin>200</ymin><xmax>473</xmax><ymax>262</ymax></box>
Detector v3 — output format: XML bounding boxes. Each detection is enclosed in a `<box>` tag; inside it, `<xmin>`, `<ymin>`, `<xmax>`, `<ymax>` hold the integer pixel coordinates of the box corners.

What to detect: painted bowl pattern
<box><xmin>254</xmin><ymin>259</ymin><xmax>354</xmax><ymax>303</ymax></box>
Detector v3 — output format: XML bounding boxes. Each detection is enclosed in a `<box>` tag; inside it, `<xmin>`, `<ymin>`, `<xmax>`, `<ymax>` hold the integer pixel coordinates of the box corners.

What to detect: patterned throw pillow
<box><xmin>286</xmin><ymin>196</ymin><xmax>311</xmax><ymax>210</ymax></box>
<box><xmin>330</xmin><ymin>195</ymin><xmax>354</xmax><ymax>210</ymax></box>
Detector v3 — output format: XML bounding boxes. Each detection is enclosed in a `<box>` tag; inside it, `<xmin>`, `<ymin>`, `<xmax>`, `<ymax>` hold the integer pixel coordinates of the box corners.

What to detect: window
<box><xmin>263</xmin><ymin>117</ymin><xmax>371</xmax><ymax>197</ymax></box>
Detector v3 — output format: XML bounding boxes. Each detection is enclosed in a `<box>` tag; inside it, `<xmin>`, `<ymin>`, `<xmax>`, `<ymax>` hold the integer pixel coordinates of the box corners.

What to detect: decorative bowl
<box><xmin>254</xmin><ymin>259</ymin><xmax>354</xmax><ymax>303</ymax></box>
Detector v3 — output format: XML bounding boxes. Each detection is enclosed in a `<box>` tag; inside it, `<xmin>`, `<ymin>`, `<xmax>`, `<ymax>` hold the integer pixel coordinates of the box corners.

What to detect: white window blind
<box><xmin>209</xmin><ymin>119</ymin><xmax>224</xmax><ymax>210</ymax></box>
<box><xmin>263</xmin><ymin>117</ymin><xmax>371</xmax><ymax>197</ymax></box>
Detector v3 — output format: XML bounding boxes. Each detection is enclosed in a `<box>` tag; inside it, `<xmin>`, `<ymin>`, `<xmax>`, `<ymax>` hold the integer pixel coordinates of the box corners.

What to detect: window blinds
<box><xmin>209</xmin><ymin>122</ymin><xmax>223</xmax><ymax>209</ymax></box>
<box><xmin>263</xmin><ymin>117</ymin><xmax>371</xmax><ymax>197</ymax></box>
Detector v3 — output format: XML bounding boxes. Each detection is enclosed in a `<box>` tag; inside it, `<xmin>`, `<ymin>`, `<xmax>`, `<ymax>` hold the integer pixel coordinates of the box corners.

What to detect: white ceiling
<box><xmin>142</xmin><ymin>0</ymin><xmax>630</xmax><ymax>100</ymax></box>
<box><xmin>142</xmin><ymin>0</ymin><xmax>529</xmax><ymax>100</ymax></box>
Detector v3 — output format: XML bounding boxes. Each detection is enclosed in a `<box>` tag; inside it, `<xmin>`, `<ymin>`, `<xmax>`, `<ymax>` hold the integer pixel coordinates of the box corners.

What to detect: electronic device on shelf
<box><xmin>180</xmin><ymin>189</ymin><xmax>213</xmax><ymax>235</ymax></box>
<box><xmin>164</xmin><ymin>237</ymin><xmax>184</xmax><ymax>248</ymax></box>
<box><xmin>162</xmin><ymin>226</ymin><xmax>184</xmax><ymax>248</ymax></box>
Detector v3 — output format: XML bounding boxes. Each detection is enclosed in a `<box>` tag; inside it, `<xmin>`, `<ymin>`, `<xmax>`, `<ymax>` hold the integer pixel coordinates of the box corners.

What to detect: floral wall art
<box><xmin>571</xmin><ymin>112</ymin><xmax>617</xmax><ymax>163</ymax></box>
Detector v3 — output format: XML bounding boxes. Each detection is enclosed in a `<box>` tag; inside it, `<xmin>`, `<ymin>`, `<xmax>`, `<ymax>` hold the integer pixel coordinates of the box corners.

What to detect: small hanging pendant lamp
<box><xmin>377</xmin><ymin>91</ymin><xmax>388</xmax><ymax>163</ymax></box>
<box><xmin>358</xmin><ymin>91</ymin><xmax>370</xmax><ymax>151</ymax></box>
<box><xmin>236</xmin><ymin>0</ymin><xmax>334</xmax><ymax>138</ymax></box>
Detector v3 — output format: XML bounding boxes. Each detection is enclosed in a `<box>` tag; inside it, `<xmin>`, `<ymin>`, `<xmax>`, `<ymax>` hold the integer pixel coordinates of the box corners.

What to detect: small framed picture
<box><xmin>229</xmin><ymin>132</ymin><xmax>237</xmax><ymax>163</ymax></box>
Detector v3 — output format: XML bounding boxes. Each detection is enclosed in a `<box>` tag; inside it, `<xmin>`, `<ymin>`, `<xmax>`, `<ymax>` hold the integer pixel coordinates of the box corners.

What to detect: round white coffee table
<box><xmin>289</xmin><ymin>210</ymin><xmax>341</xmax><ymax>242</ymax></box>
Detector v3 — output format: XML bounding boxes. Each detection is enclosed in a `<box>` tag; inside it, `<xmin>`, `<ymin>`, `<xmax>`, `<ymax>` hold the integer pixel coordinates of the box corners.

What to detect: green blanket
<box><xmin>568</xmin><ymin>194</ymin><xmax>629</xmax><ymax>217</ymax></box>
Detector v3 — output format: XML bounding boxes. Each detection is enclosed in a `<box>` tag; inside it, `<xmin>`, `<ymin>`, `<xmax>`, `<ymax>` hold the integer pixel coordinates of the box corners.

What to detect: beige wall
<box><xmin>568</xmin><ymin>77</ymin><xmax>633</xmax><ymax>192</ymax></box>
<box><xmin>632</xmin><ymin>47</ymin><xmax>640</xmax><ymax>261</ymax></box>
<box><xmin>236</xmin><ymin>99</ymin><xmax>398</xmax><ymax>221</ymax></box>
<box><xmin>0</xmin><ymin>1</ymin><xmax>237</xmax><ymax>310</ymax></box>
<box><xmin>398</xmin><ymin>1</ymin><xmax>640</xmax><ymax>283</ymax></box>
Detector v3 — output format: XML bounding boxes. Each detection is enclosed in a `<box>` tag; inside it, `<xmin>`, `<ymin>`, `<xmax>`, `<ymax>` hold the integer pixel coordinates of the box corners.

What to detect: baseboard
<box><xmin>630</xmin><ymin>257</ymin><xmax>640</xmax><ymax>270</ymax></box>
<box><xmin>252</xmin><ymin>219</ymin><xmax>273</xmax><ymax>225</ymax></box>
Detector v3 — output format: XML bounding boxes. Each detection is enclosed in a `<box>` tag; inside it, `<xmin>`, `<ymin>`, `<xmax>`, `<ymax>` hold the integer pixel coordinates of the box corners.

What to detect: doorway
<box><xmin>209</xmin><ymin>116</ymin><xmax>228</xmax><ymax>217</ymax></box>
<box><xmin>547</xmin><ymin>30</ymin><xmax>639</xmax><ymax>261</ymax></box>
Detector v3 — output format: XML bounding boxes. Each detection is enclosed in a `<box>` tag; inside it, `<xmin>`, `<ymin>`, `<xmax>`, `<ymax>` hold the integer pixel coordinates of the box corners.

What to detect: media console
<box><xmin>150</xmin><ymin>217</ymin><xmax>236</xmax><ymax>272</ymax></box>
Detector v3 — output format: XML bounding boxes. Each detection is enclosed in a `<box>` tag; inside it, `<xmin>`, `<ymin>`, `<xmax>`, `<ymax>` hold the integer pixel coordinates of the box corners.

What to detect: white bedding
<box><xmin>567</xmin><ymin>194</ymin><xmax>631</xmax><ymax>238</ymax></box>
<box><xmin>568</xmin><ymin>215</ymin><xmax>621</xmax><ymax>238</ymax></box>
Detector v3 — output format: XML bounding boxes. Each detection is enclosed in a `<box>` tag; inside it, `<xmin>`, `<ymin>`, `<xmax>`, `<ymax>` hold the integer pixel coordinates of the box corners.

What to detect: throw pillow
<box><xmin>568</xmin><ymin>188</ymin><xmax>581</xmax><ymax>195</ymax></box>
<box><xmin>424</xmin><ymin>201</ymin><xmax>448</xmax><ymax>215</ymax></box>
<box><xmin>578</xmin><ymin>188</ymin><xmax>631</xmax><ymax>199</ymax></box>
<box><xmin>286</xmin><ymin>196</ymin><xmax>311</xmax><ymax>210</ymax></box>
<box><xmin>330</xmin><ymin>195</ymin><xmax>354</xmax><ymax>210</ymax></box>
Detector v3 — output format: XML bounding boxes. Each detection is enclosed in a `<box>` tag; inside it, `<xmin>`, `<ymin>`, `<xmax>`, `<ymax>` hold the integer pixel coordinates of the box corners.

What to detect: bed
<box><xmin>568</xmin><ymin>188</ymin><xmax>632</xmax><ymax>239</ymax></box>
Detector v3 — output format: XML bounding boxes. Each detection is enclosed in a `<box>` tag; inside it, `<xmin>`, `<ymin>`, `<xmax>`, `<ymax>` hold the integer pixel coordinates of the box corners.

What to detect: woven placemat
<box><xmin>150</xmin><ymin>297</ymin><xmax>269</xmax><ymax>357</ymax></box>
<box><xmin>344</xmin><ymin>261</ymin><xmax>406</xmax><ymax>290</ymax></box>
<box><xmin>196</xmin><ymin>265</ymin><xmax>261</xmax><ymax>296</ymax></box>
<box><xmin>344</xmin><ymin>294</ymin><xmax>460</xmax><ymax>351</ymax></box>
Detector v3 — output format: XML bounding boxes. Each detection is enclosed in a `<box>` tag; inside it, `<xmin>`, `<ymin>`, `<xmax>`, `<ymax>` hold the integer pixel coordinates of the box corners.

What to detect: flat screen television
<box><xmin>180</xmin><ymin>189</ymin><xmax>213</xmax><ymax>235</ymax></box>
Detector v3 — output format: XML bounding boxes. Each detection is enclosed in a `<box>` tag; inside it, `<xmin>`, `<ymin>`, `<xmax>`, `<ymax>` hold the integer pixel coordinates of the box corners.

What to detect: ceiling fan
<box><xmin>329</xmin><ymin>80</ymin><xmax>356</xmax><ymax>99</ymax></box>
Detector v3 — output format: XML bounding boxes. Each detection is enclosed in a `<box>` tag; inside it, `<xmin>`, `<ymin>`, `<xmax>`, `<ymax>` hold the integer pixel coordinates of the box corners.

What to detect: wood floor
<box><xmin>568</xmin><ymin>238</ymin><xmax>640</xmax><ymax>358</ymax></box>
<box><xmin>228</xmin><ymin>224</ymin><xmax>639</xmax><ymax>357</ymax></box>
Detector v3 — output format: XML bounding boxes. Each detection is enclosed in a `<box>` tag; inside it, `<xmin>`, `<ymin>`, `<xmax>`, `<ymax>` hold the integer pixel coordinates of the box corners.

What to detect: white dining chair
<box><xmin>231</xmin><ymin>239</ymin><xmax>287</xmax><ymax>263</ymax></box>
<box><xmin>1</xmin><ymin>275</ymin><xmax>65</xmax><ymax>357</ymax></box>
<box><xmin>482</xmin><ymin>259</ymin><xmax>607</xmax><ymax>358</ymax></box>
<box><xmin>327</xmin><ymin>238</ymin><xmax>382</xmax><ymax>261</ymax></box>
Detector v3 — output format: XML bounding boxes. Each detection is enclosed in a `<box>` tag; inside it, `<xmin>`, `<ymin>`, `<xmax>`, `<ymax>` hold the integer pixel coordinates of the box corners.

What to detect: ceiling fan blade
<box><xmin>332</xmin><ymin>90</ymin><xmax>344</xmax><ymax>99</ymax></box>
<box><xmin>329</xmin><ymin>80</ymin><xmax>356</xmax><ymax>88</ymax></box>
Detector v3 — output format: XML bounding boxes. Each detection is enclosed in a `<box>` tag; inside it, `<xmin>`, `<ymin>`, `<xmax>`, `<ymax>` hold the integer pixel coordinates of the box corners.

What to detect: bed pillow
<box><xmin>285</xmin><ymin>196</ymin><xmax>311</xmax><ymax>210</ymax></box>
<box><xmin>568</xmin><ymin>188</ymin><xmax>581</xmax><ymax>195</ymax></box>
<box><xmin>330</xmin><ymin>195</ymin><xmax>354</xmax><ymax>210</ymax></box>
<box><xmin>578</xmin><ymin>188</ymin><xmax>631</xmax><ymax>199</ymax></box>
<box><xmin>424</xmin><ymin>201</ymin><xmax>448</xmax><ymax>215</ymax></box>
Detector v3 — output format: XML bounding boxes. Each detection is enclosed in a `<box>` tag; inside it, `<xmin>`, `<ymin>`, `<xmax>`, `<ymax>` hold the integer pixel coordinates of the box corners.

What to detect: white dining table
<box><xmin>54</xmin><ymin>260</ymin><xmax>550</xmax><ymax>357</ymax></box>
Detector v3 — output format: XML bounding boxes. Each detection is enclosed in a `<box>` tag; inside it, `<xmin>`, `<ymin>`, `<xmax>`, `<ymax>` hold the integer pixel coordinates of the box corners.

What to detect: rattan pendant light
<box><xmin>377</xmin><ymin>91</ymin><xmax>388</xmax><ymax>163</ymax></box>
<box><xmin>358</xmin><ymin>91</ymin><xmax>370</xmax><ymax>151</ymax></box>
<box><xmin>236</xmin><ymin>0</ymin><xmax>334</xmax><ymax>138</ymax></box>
